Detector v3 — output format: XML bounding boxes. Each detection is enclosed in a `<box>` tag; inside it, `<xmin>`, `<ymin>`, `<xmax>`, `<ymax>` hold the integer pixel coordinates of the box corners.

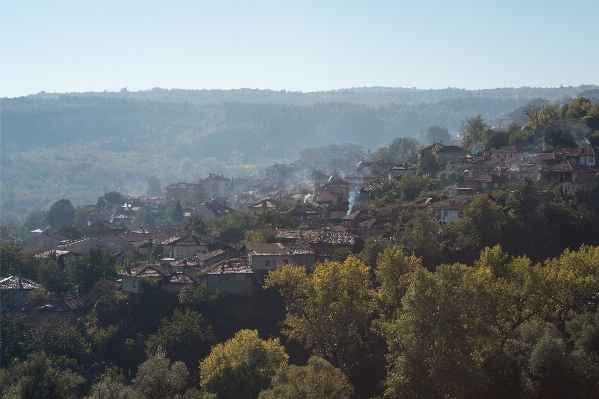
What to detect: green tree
<box><xmin>56</xmin><ymin>223</ymin><xmax>83</xmax><ymax>239</ymax></box>
<box><xmin>73</xmin><ymin>205</ymin><xmax>93</xmax><ymax>229</ymax></box>
<box><xmin>384</xmin><ymin>264</ymin><xmax>497</xmax><ymax>399</ymax></box>
<box><xmin>246</xmin><ymin>227</ymin><xmax>278</xmax><ymax>244</ymax></box>
<box><xmin>264</xmin><ymin>258</ymin><xmax>374</xmax><ymax>374</ymax></box>
<box><xmin>1</xmin><ymin>309</ymin><xmax>33</xmax><ymax>367</ymax></box>
<box><xmin>357</xmin><ymin>237</ymin><xmax>390</xmax><ymax>268</ymax></box>
<box><xmin>461</xmin><ymin>115</ymin><xmax>490</xmax><ymax>153</ymax></box>
<box><xmin>448</xmin><ymin>195</ymin><xmax>507</xmax><ymax>250</ymax></box>
<box><xmin>259</xmin><ymin>356</ymin><xmax>353</xmax><ymax>399</ymax></box>
<box><xmin>146</xmin><ymin>175</ymin><xmax>163</xmax><ymax>198</ymax></box>
<box><xmin>374</xmin><ymin>247</ymin><xmax>421</xmax><ymax>320</ymax></box>
<box><xmin>71</xmin><ymin>247</ymin><xmax>117</xmax><ymax>294</ymax></box>
<box><xmin>23</xmin><ymin>210</ymin><xmax>47</xmax><ymax>231</ymax></box>
<box><xmin>97</xmin><ymin>191</ymin><xmax>127</xmax><ymax>209</ymax></box>
<box><xmin>372</xmin><ymin>137</ymin><xmax>419</xmax><ymax>163</ymax></box>
<box><xmin>0</xmin><ymin>351</ymin><xmax>85</xmax><ymax>399</ymax></box>
<box><xmin>170</xmin><ymin>201</ymin><xmax>185</xmax><ymax>223</ymax></box>
<box><xmin>27</xmin><ymin>316</ymin><xmax>88</xmax><ymax>361</ymax></box>
<box><xmin>417</xmin><ymin>150</ymin><xmax>439</xmax><ymax>176</ymax></box>
<box><xmin>399</xmin><ymin>209</ymin><xmax>442</xmax><ymax>263</ymax></box>
<box><xmin>47</xmin><ymin>199</ymin><xmax>76</xmax><ymax>229</ymax></box>
<box><xmin>85</xmin><ymin>371</ymin><xmax>133</xmax><ymax>399</ymax></box>
<box><xmin>132</xmin><ymin>350</ymin><xmax>189</xmax><ymax>399</ymax></box>
<box><xmin>506</xmin><ymin>178</ymin><xmax>538</xmax><ymax>221</ymax></box>
<box><xmin>182</xmin><ymin>213</ymin><xmax>208</xmax><ymax>235</ymax></box>
<box><xmin>200</xmin><ymin>329</ymin><xmax>288</xmax><ymax>399</ymax></box>
<box><xmin>425</xmin><ymin>126</ymin><xmax>451</xmax><ymax>144</ymax></box>
<box><xmin>145</xmin><ymin>309</ymin><xmax>215</xmax><ymax>372</ymax></box>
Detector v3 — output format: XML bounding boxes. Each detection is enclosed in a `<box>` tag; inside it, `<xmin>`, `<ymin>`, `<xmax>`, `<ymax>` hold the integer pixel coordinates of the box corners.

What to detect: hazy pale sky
<box><xmin>1</xmin><ymin>0</ymin><xmax>597</xmax><ymax>98</ymax></box>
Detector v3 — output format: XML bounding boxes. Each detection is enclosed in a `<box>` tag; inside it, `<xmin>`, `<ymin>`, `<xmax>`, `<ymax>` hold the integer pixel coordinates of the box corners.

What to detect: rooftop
<box><xmin>0</xmin><ymin>276</ymin><xmax>43</xmax><ymax>291</ymax></box>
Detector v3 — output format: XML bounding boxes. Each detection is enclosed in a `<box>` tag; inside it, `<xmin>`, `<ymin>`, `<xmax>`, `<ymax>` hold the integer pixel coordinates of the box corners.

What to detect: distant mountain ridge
<box><xmin>23</xmin><ymin>85</ymin><xmax>599</xmax><ymax>107</ymax></box>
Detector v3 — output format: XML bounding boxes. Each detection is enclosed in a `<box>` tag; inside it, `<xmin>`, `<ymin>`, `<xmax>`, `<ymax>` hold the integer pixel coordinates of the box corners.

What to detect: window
<box><xmin>64</xmin><ymin>312</ymin><xmax>71</xmax><ymax>321</ymax></box>
<box><xmin>443</xmin><ymin>211</ymin><xmax>448</xmax><ymax>217</ymax></box>
<box><xmin>207</xmin><ymin>275</ymin><xmax>218</xmax><ymax>283</ymax></box>
<box><xmin>308</xmin><ymin>257</ymin><xmax>313</xmax><ymax>264</ymax></box>
<box><xmin>509</xmin><ymin>154</ymin><xmax>512</xmax><ymax>158</ymax></box>
<box><xmin>282</xmin><ymin>259</ymin><xmax>288</xmax><ymax>264</ymax></box>
<box><xmin>235</xmin><ymin>274</ymin><xmax>246</xmax><ymax>281</ymax></box>
<box><xmin>132</xmin><ymin>279</ymin><xmax>136</xmax><ymax>287</ymax></box>
<box><xmin>272</xmin><ymin>259</ymin><xmax>277</xmax><ymax>267</ymax></box>
<box><xmin>264</xmin><ymin>260</ymin><xmax>270</xmax><ymax>266</ymax></box>
<box><xmin>497</xmin><ymin>155</ymin><xmax>500</xmax><ymax>158</ymax></box>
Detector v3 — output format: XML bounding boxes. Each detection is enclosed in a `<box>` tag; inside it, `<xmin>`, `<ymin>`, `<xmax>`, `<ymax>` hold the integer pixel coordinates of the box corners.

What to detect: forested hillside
<box><xmin>1</xmin><ymin>86</ymin><xmax>596</xmax><ymax>224</ymax></box>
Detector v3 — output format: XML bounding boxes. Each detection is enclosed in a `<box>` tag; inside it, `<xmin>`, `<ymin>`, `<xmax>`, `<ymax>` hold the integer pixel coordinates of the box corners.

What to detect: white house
<box><xmin>246</xmin><ymin>243</ymin><xmax>292</xmax><ymax>273</ymax></box>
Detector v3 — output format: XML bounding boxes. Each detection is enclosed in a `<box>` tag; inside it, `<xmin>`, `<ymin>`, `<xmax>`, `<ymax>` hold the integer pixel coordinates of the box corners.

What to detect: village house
<box><xmin>287</xmin><ymin>204</ymin><xmax>327</xmax><ymax>223</ymax></box>
<box><xmin>431</xmin><ymin>193</ymin><xmax>482</xmax><ymax>225</ymax></box>
<box><xmin>170</xmin><ymin>249</ymin><xmax>230</xmax><ymax>274</ymax></box>
<box><xmin>22</xmin><ymin>296</ymin><xmax>91</xmax><ymax>323</ymax></box>
<box><xmin>557</xmin><ymin>146</ymin><xmax>598</xmax><ymax>168</ymax></box>
<box><xmin>342</xmin><ymin>209</ymin><xmax>389</xmax><ymax>229</ymax></box>
<box><xmin>246</xmin><ymin>243</ymin><xmax>293</xmax><ymax>273</ymax></box>
<box><xmin>120</xmin><ymin>264</ymin><xmax>197</xmax><ymax>294</ymax></box>
<box><xmin>329</xmin><ymin>201</ymin><xmax>350</xmax><ymax>218</ymax></box>
<box><xmin>35</xmin><ymin>250</ymin><xmax>82</xmax><ymax>273</ymax></box>
<box><xmin>538</xmin><ymin>161</ymin><xmax>598</xmax><ymax>191</ymax></box>
<box><xmin>386</xmin><ymin>163</ymin><xmax>417</xmax><ymax>180</ymax></box>
<box><xmin>265</xmin><ymin>164</ymin><xmax>294</xmax><ymax>187</ymax></box>
<box><xmin>489</xmin><ymin>146</ymin><xmax>528</xmax><ymax>170</ymax></box>
<box><xmin>443</xmin><ymin>156</ymin><xmax>487</xmax><ymax>174</ymax></box>
<box><xmin>285</xmin><ymin>242</ymin><xmax>317</xmax><ymax>267</ymax></box>
<box><xmin>195</xmin><ymin>173</ymin><xmax>232</xmax><ymax>201</ymax></box>
<box><xmin>249</xmin><ymin>199</ymin><xmax>283</xmax><ymax>212</ymax></box>
<box><xmin>21</xmin><ymin>231</ymin><xmax>71</xmax><ymax>255</ymax></box>
<box><xmin>0</xmin><ymin>276</ymin><xmax>43</xmax><ymax>311</ymax></box>
<box><xmin>435</xmin><ymin>145</ymin><xmax>468</xmax><ymax>164</ymax></box>
<box><xmin>305</xmin><ymin>170</ymin><xmax>330</xmax><ymax>186</ymax></box>
<box><xmin>191</xmin><ymin>200</ymin><xmax>237</xmax><ymax>220</ymax></box>
<box><xmin>83</xmin><ymin>221</ymin><xmax>129</xmax><ymax>240</ymax></box>
<box><xmin>464</xmin><ymin>173</ymin><xmax>519</xmax><ymax>191</ymax></box>
<box><xmin>58</xmin><ymin>237</ymin><xmax>116</xmax><ymax>254</ymax></box>
<box><xmin>308</xmin><ymin>231</ymin><xmax>363</xmax><ymax>259</ymax></box>
<box><xmin>164</xmin><ymin>182</ymin><xmax>200</xmax><ymax>202</ymax></box>
<box><xmin>199</xmin><ymin>257</ymin><xmax>254</xmax><ymax>295</ymax></box>
<box><xmin>161</xmin><ymin>234</ymin><xmax>210</xmax><ymax>259</ymax></box>
<box><xmin>275</xmin><ymin>228</ymin><xmax>322</xmax><ymax>244</ymax></box>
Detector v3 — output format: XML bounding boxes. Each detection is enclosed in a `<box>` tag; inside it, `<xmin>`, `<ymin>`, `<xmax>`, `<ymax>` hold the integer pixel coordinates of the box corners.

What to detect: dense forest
<box><xmin>1</xmin><ymin>86</ymin><xmax>597</xmax><ymax>224</ymax></box>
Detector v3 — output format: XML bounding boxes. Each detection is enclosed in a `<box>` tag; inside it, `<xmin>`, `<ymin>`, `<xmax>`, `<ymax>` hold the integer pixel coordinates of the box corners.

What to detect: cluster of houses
<box><xmin>1</xmin><ymin>227</ymin><xmax>363</xmax><ymax>321</ymax></box>
<box><xmin>120</xmin><ymin>228</ymin><xmax>362</xmax><ymax>296</ymax></box>
<box><xmin>3</xmin><ymin>141</ymin><xmax>597</xmax><ymax>322</ymax></box>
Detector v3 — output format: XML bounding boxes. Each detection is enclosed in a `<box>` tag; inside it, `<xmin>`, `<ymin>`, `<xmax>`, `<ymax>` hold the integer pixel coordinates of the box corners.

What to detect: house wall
<box><xmin>121</xmin><ymin>276</ymin><xmax>140</xmax><ymax>293</ymax></box>
<box><xmin>438</xmin><ymin>209</ymin><xmax>461</xmax><ymax>224</ymax></box>
<box><xmin>249</xmin><ymin>254</ymin><xmax>292</xmax><ymax>272</ymax></box>
<box><xmin>163</xmin><ymin>244</ymin><xmax>208</xmax><ymax>259</ymax></box>
<box><xmin>316</xmin><ymin>190</ymin><xmax>337</xmax><ymax>205</ymax></box>
<box><xmin>22</xmin><ymin>235</ymin><xmax>61</xmax><ymax>255</ymax></box>
<box><xmin>203</xmin><ymin>274</ymin><xmax>253</xmax><ymax>295</ymax></box>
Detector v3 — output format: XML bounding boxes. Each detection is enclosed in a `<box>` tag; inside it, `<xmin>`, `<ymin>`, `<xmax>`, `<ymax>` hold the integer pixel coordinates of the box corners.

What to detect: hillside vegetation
<box><xmin>1</xmin><ymin>86</ymin><xmax>596</xmax><ymax>223</ymax></box>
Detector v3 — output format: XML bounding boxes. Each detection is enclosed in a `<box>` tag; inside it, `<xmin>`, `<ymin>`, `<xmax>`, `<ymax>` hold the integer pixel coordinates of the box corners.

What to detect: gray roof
<box><xmin>0</xmin><ymin>276</ymin><xmax>43</xmax><ymax>291</ymax></box>
<box><xmin>246</xmin><ymin>243</ymin><xmax>290</xmax><ymax>256</ymax></box>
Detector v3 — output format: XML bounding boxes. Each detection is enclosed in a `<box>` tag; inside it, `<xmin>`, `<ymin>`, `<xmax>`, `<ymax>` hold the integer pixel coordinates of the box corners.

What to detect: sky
<box><xmin>1</xmin><ymin>0</ymin><xmax>598</xmax><ymax>98</ymax></box>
